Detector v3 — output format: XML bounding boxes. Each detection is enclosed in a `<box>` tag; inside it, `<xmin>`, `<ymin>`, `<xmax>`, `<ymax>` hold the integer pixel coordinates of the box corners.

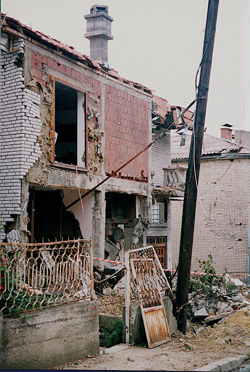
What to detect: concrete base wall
<box><xmin>126</xmin><ymin>296</ymin><xmax>177</xmax><ymax>345</ymax></box>
<box><xmin>0</xmin><ymin>300</ymin><xmax>99</xmax><ymax>369</ymax></box>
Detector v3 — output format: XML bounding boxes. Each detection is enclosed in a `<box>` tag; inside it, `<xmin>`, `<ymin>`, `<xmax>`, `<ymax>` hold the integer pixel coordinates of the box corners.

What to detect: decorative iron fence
<box><xmin>0</xmin><ymin>239</ymin><xmax>94</xmax><ymax>316</ymax></box>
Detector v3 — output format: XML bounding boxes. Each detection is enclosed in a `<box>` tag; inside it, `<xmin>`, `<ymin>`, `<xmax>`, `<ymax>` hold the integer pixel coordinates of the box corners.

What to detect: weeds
<box><xmin>189</xmin><ymin>254</ymin><xmax>238</xmax><ymax>296</ymax></box>
<box><xmin>99</xmin><ymin>319</ymin><xmax>123</xmax><ymax>348</ymax></box>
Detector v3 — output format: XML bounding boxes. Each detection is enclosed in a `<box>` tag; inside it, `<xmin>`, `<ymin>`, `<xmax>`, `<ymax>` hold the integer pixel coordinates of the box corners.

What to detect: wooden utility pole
<box><xmin>176</xmin><ymin>0</ymin><xmax>219</xmax><ymax>333</ymax></box>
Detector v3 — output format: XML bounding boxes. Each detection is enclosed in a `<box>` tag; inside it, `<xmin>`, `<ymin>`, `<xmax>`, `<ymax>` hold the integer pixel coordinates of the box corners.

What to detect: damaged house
<box><xmin>0</xmin><ymin>6</ymin><xmax>194</xmax><ymax>273</ymax></box>
<box><xmin>0</xmin><ymin>7</ymin><xmax>154</xmax><ymax>270</ymax></box>
<box><xmin>149</xmin><ymin>96</ymin><xmax>194</xmax><ymax>269</ymax></box>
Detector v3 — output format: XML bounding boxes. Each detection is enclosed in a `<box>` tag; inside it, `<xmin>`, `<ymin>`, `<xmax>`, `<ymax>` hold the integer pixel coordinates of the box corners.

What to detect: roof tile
<box><xmin>171</xmin><ymin>133</ymin><xmax>250</xmax><ymax>160</ymax></box>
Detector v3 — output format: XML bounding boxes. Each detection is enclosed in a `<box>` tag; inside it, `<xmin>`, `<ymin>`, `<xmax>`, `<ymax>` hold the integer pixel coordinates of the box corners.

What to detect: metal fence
<box><xmin>125</xmin><ymin>245</ymin><xmax>174</xmax><ymax>304</ymax></box>
<box><xmin>124</xmin><ymin>245</ymin><xmax>174</xmax><ymax>343</ymax></box>
<box><xmin>0</xmin><ymin>239</ymin><xmax>94</xmax><ymax>316</ymax></box>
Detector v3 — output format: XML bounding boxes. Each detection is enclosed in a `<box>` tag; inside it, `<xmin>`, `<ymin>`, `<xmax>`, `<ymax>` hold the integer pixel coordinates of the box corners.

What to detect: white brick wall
<box><xmin>152</xmin><ymin>130</ymin><xmax>171</xmax><ymax>186</ymax></box>
<box><xmin>0</xmin><ymin>37</ymin><xmax>42</xmax><ymax>240</ymax></box>
<box><xmin>171</xmin><ymin>157</ymin><xmax>250</xmax><ymax>276</ymax></box>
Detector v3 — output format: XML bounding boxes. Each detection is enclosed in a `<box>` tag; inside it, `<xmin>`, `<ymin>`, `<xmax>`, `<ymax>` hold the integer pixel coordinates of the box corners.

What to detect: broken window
<box><xmin>54</xmin><ymin>80</ymin><xmax>86</xmax><ymax>168</ymax></box>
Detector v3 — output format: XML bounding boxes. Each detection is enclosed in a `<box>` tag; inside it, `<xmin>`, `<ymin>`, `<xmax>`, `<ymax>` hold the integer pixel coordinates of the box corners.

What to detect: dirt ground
<box><xmin>53</xmin><ymin>289</ymin><xmax>250</xmax><ymax>371</ymax></box>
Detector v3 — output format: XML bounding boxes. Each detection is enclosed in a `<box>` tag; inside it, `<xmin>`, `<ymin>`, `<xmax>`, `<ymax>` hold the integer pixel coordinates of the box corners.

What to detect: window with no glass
<box><xmin>54</xmin><ymin>80</ymin><xmax>86</xmax><ymax>168</ymax></box>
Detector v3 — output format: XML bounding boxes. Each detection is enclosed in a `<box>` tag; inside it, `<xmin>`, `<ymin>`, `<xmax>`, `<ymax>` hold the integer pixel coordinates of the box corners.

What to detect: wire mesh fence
<box><xmin>0</xmin><ymin>239</ymin><xmax>94</xmax><ymax>316</ymax></box>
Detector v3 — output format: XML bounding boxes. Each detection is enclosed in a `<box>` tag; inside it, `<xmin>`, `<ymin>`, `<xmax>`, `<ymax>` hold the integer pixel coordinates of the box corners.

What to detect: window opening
<box><xmin>151</xmin><ymin>202</ymin><xmax>166</xmax><ymax>223</ymax></box>
<box><xmin>54</xmin><ymin>80</ymin><xmax>86</xmax><ymax>167</ymax></box>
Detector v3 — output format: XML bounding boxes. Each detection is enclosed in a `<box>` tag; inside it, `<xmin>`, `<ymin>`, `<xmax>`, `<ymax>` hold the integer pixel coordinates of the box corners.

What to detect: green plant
<box><xmin>99</xmin><ymin>319</ymin><xmax>123</xmax><ymax>348</ymax></box>
<box><xmin>222</xmin><ymin>269</ymin><xmax>238</xmax><ymax>294</ymax></box>
<box><xmin>189</xmin><ymin>254</ymin><xmax>217</xmax><ymax>296</ymax></box>
<box><xmin>0</xmin><ymin>256</ymin><xmax>61</xmax><ymax>317</ymax></box>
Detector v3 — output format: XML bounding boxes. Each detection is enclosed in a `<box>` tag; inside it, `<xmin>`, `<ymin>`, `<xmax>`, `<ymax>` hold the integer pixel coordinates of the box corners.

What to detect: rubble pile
<box><xmin>185</xmin><ymin>273</ymin><xmax>250</xmax><ymax>324</ymax></box>
<box><xmin>98</xmin><ymin>279</ymin><xmax>125</xmax><ymax>316</ymax></box>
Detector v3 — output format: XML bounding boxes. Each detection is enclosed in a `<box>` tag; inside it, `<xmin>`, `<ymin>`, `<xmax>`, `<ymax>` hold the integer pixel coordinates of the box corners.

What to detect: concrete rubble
<box><xmin>184</xmin><ymin>274</ymin><xmax>250</xmax><ymax>325</ymax></box>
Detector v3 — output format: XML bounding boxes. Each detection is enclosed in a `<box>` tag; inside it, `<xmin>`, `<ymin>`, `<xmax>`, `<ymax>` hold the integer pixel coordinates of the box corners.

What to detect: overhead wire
<box><xmin>65</xmin><ymin>98</ymin><xmax>196</xmax><ymax>209</ymax></box>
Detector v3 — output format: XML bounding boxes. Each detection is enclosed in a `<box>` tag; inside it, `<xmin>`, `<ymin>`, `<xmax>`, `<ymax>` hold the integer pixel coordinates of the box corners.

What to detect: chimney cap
<box><xmin>221</xmin><ymin>123</ymin><xmax>233</xmax><ymax>128</ymax></box>
<box><xmin>84</xmin><ymin>4</ymin><xmax>114</xmax><ymax>21</ymax></box>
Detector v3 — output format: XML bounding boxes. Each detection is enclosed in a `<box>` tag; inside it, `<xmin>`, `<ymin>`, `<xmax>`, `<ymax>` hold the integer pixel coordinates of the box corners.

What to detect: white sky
<box><xmin>2</xmin><ymin>0</ymin><xmax>250</xmax><ymax>137</ymax></box>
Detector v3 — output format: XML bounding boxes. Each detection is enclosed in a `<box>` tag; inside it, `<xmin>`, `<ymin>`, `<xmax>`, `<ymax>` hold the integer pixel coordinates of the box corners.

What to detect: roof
<box><xmin>152</xmin><ymin>96</ymin><xmax>194</xmax><ymax>131</ymax></box>
<box><xmin>171</xmin><ymin>133</ymin><xmax>250</xmax><ymax>160</ymax></box>
<box><xmin>1</xmin><ymin>13</ymin><xmax>152</xmax><ymax>95</ymax></box>
<box><xmin>153</xmin><ymin>95</ymin><xmax>170</xmax><ymax>119</ymax></box>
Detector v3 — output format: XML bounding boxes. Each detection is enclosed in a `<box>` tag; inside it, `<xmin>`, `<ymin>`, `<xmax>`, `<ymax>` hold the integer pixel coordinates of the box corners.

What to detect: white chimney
<box><xmin>84</xmin><ymin>5</ymin><xmax>113</xmax><ymax>67</ymax></box>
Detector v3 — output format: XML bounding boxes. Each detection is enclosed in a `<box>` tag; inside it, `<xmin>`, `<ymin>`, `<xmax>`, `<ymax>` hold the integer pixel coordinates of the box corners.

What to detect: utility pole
<box><xmin>176</xmin><ymin>0</ymin><xmax>219</xmax><ymax>333</ymax></box>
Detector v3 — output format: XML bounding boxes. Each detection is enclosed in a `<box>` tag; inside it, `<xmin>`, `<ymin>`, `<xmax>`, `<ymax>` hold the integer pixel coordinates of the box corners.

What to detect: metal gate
<box><xmin>125</xmin><ymin>246</ymin><xmax>173</xmax><ymax>348</ymax></box>
<box><xmin>130</xmin><ymin>258</ymin><xmax>171</xmax><ymax>348</ymax></box>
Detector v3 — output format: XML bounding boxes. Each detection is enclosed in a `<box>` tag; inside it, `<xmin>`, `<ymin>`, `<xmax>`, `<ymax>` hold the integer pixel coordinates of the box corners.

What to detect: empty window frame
<box><xmin>53</xmin><ymin>80</ymin><xmax>86</xmax><ymax>168</ymax></box>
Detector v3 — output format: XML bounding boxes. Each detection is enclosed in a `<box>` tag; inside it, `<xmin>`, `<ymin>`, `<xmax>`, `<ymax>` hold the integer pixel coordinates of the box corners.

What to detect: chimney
<box><xmin>220</xmin><ymin>123</ymin><xmax>233</xmax><ymax>141</ymax></box>
<box><xmin>84</xmin><ymin>5</ymin><xmax>113</xmax><ymax>67</ymax></box>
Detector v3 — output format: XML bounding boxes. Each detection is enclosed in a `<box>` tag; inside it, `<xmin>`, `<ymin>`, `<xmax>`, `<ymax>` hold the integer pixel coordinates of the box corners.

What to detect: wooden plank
<box><xmin>142</xmin><ymin>305</ymin><xmax>171</xmax><ymax>348</ymax></box>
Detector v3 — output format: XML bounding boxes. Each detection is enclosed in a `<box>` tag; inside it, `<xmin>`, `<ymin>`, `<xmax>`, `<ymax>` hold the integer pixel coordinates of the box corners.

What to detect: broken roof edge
<box><xmin>152</xmin><ymin>95</ymin><xmax>195</xmax><ymax>131</ymax></box>
<box><xmin>1</xmin><ymin>13</ymin><xmax>153</xmax><ymax>97</ymax></box>
<box><xmin>153</xmin><ymin>185</ymin><xmax>184</xmax><ymax>198</ymax></box>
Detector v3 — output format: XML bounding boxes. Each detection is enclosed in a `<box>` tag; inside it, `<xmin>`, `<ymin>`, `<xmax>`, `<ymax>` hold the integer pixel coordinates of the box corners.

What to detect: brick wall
<box><xmin>31</xmin><ymin>51</ymin><xmax>101</xmax><ymax>95</ymax></box>
<box><xmin>171</xmin><ymin>157</ymin><xmax>250</xmax><ymax>276</ymax></box>
<box><xmin>0</xmin><ymin>38</ymin><xmax>42</xmax><ymax>239</ymax></box>
<box><xmin>152</xmin><ymin>130</ymin><xmax>171</xmax><ymax>186</ymax></box>
<box><xmin>105</xmin><ymin>85</ymin><xmax>149</xmax><ymax>180</ymax></box>
<box><xmin>30</xmin><ymin>50</ymin><xmax>150</xmax><ymax>183</ymax></box>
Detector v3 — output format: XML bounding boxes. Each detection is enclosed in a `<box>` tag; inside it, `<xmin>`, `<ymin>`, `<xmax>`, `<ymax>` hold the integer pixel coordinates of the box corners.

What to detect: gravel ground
<box><xmin>52</xmin><ymin>300</ymin><xmax>250</xmax><ymax>371</ymax></box>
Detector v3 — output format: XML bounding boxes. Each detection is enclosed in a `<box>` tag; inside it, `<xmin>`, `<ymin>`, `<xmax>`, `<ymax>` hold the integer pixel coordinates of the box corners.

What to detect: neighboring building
<box><xmin>170</xmin><ymin>126</ymin><xmax>250</xmax><ymax>278</ymax></box>
<box><xmin>148</xmin><ymin>98</ymin><xmax>193</xmax><ymax>269</ymax></box>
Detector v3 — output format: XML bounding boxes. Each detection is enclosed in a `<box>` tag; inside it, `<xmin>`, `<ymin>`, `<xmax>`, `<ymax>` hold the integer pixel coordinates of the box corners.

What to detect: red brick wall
<box><xmin>31</xmin><ymin>51</ymin><xmax>149</xmax><ymax>181</ymax></box>
<box><xmin>105</xmin><ymin>85</ymin><xmax>149</xmax><ymax>181</ymax></box>
<box><xmin>31</xmin><ymin>51</ymin><xmax>101</xmax><ymax>96</ymax></box>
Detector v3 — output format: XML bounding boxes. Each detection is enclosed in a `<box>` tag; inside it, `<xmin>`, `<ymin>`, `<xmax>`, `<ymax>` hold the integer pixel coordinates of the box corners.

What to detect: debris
<box><xmin>193</xmin><ymin>307</ymin><xmax>209</xmax><ymax>320</ymax></box>
<box><xmin>226</xmin><ymin>276</ymin><xmax>245</xmax><ymax>288</ymax></box>
<box><xmin>204</xmin><ymin>313</ymin><xmax>223</xmax><ymax>326</ymax></box>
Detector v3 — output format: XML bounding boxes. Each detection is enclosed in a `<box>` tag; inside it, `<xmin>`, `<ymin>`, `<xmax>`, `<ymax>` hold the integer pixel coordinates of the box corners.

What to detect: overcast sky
<box><xmin>2</xmin><ymin>0</ymin><xmax>250</xmax><ymax>137</ymax></box>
